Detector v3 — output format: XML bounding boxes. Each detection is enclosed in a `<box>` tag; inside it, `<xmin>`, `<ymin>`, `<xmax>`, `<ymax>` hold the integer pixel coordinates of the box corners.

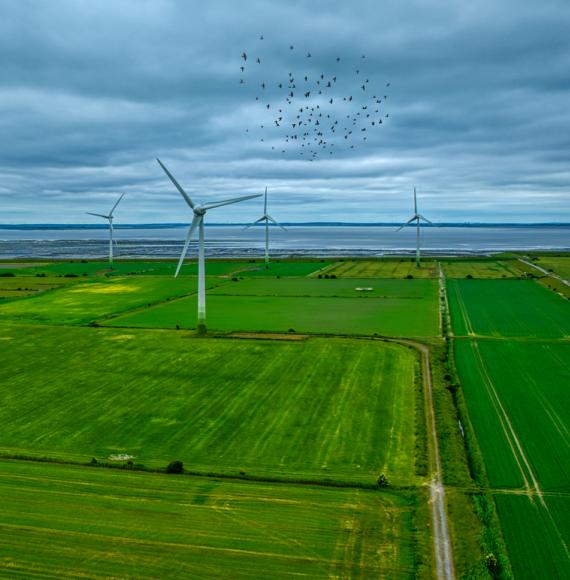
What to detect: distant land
<box><xmin>1</xmin><ymin>223</ymin><xmax>569</xmax><ymax>230</ymax></box>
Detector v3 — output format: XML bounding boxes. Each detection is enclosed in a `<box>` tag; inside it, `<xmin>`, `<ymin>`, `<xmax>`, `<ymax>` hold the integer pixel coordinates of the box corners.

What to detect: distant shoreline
<box><xmin>1</xmin><ymin>223</ymin><xmax>569</xmax><ymax>230</ymax></box>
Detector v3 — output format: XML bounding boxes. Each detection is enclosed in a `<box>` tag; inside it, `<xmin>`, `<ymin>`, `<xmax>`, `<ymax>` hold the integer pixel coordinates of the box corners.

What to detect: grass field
<box><xmin>0</xmin><ymin>275</ymin><xmax>79</xmax><ymax>299</ymax></box>
<box><xmin>0</xmin><ymin>276</ymin><xmax>226</xmax><ymax>325</ymax></box>
<box><xmin>454</xmin><ymin>340</ymin><xmax>570</xmax><ymax>491</ymax></box>
<box><xmin>453</xmin><ymin>327</ymin><xmax>570</xmax><ymax>574</ymax></box>
<box><xmin>440</xmin><ymin>260</ymin><xmax>524</xmax><ymax>279</ymax></box>
<box><xmin>532</xmin><ymin>256</ymin><xmax>570</xmax><ymax>280</ymax></box>
<box><xmin>0</xmin><ymin>260</ymin><xmax>330</xmax><ymax>279</ymax></box>
<box><xmin>494</xmin><ymin>494</ymin><xmax>570</xmax><ymax>579</ymax></box>
<box><xmin>447</xmin><ymin>279</ymin><xmax>570</xmax><ymax>337</ymax></box>
<box><xmin>322</xmin><ymin>260</ymin><xmax>437</xmax><ymax>278</ymax></box>
<box><xmin>211</xmin><ymin>277</ymin><xmax>435</xmax><ymax>298</ymax></box>
<box><xmin>0</xmin><ymin>460</ymin><xmax>419</xmax><ymax>578</ymax></box>
<box><xmin>107</xmin><ymin>278</ymin><xmax>439</xmax><ymax>337</ymax></box>
<box><xmin>0</xmin><ymin>325</ymin><xmax>419</xmax><ymax>485</ymax></box>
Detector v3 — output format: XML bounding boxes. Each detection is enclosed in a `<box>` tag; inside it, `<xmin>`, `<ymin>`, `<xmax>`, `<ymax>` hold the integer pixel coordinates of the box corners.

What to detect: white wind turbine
<box><xmin>243</xmin><ymin>187</ymin><xmax>287</xmax><ymax>269</ymax></box>
<box><xmin>86</xmin><ymin>193</ymin><xmax>125</xmax><ymax>265</ymax></box>
<box><xmin>396</xmin><ymin>187</ymin><xmax>432</xmax><ymax>268</ymax></box>
<box><xmin>157</xmin><ymin>158</ymin><xmax>261</xmax><ymax>333</ymax></box>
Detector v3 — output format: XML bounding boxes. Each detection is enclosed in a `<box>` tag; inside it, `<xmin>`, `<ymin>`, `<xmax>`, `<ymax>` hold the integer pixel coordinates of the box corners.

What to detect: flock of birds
<box><xmin>239</xmin><ymin>37</ymin><xmax>391</xmax><ymax>161</ymax></box>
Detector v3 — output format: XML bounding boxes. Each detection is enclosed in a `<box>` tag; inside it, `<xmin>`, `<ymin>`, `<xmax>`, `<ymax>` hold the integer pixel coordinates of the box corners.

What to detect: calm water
<box><xmin>0</xmin><ymin>225</ymin><xmax>568</xmax><ymax>259</ymax></box>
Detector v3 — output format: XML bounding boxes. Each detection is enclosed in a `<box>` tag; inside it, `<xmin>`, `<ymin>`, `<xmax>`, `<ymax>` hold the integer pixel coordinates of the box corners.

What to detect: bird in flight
<box><xmin>241</xmin><ymin>52</ymin><xmax>247</xmax><ymax>61</ymax></box>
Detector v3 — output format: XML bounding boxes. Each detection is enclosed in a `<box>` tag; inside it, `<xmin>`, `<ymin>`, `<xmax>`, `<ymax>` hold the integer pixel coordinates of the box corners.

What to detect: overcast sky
<box><xmin>0</xmin><ymin>0</ymin><xmax>569</xmax><ymax>223</ymax></box>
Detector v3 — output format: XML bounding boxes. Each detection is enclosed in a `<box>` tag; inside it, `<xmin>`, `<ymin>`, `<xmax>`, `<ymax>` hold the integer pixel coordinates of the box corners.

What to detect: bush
<box><xmin>466</xmin><ymin>274</ymin><xmax>473</xmax><ymax>279</ymax></box>
<box><xmin>0</xmin><ymin>272</ymin><xmax>15</xmax><ymax>277</ymax></box>
<box><xmin>64</xmin><ymin>273</ymin><xmax>78</xmax><ymax>278</ymax></box>
<box><xmin>377</xmin><ymin>474</ymin><xmax>389</xmax><ymax>487</ymax></box>
<box><xmin>166</xmin><ymin>460</ymin><xmax>184</xmax><ymax>474</ymax></box>
<box><xmin>232</xmin><ymin>277</ymin><xmax>239</xmax><ymax>281</ymax></box>
<box><xmin>288</xmin><ymin>328</ymin><xmax>295</xmax><ymax>333</ymax></box>
<box><xmin>317</xmin><ymin>274</ymin><xmax>322</xmax><ymax>278</ymax></box>
<box><xmin>330</xmin><ymin>274</ymin><xmax>337</xmax><ymax>279</ymax></box>
<box><xmin>405</xmin><ymin>274</ymin><xmax>414</xmax><ymax>279</ymax></box>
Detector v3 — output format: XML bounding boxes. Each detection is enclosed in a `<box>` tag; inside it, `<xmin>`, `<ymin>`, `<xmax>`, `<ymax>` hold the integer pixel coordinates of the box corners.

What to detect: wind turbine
<box><xmin>396</xmin><ymin>187</ymin><xmax>432</xmax><ymax>268</ymax></box>
<box><xmin>86</xmin><ymin>193</ymin><xmax>125</xmax><ymax>265</ymax></box>
<box><xmin>243</xmin><ymin>187</ymin><xmax>287</xmax><ymax>269</ymax></box>
<box><xmin>157</xmin><ymin>158</ymin><xmax>261</xmax><ymax>333</ymax></box>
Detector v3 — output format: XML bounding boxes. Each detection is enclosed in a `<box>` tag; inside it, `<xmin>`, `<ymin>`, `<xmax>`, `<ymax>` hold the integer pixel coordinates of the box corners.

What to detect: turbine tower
<box><xmin>157</xmin><ymin>158</ymin><xmax>261</xmax><ymax>333</ymax></box>
<box><xmin>396</xmin><ymin>187</ymin><xmax>432</xmax><ymax>268</ymax></box>
<box><xmin>243</xmin><ymin>187</ymin><xmax>287</xmax><ymax>269</ymax></box>
<box><xmin>86</xmin><ymin>193</ymin><xmax>125</xmax><ymax>265</ymax></box>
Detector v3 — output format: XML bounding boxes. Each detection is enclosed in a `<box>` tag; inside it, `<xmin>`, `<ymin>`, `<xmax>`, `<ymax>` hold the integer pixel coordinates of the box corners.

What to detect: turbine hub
<box><xmin>194</xmin><ymin>206</ymin><xmax>206</xmax><ymax>217</ymax></box>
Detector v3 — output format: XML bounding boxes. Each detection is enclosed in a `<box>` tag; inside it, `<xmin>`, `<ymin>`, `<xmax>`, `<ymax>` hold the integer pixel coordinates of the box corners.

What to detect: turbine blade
<box><xmin>243</xmin><ymin>216</ymin><xmax>266</xmax><ymax>230</ymax></box>
<box><xmin>86</xmin><ymin>212</ymin><xmax>110</xmax><ymax>219</ymax></box>
<box><xmin>395</xmin><ymin>217</ymin><xmax>416</xmax><ymax>232</ymax></box>
<box><xmin>109</xmin><ymin>192</ymin><xmax>125</xmax><ymax>216</ymax></box>
<box><xmin>175</xmin><ymin>215</ymin><xmax>200</xmax><ymax>277</ymax></box>
<box><xmin>419</xmin><ymin>215</ymin><xmax>432</xmax><ymax>224</ymax></box>
<box><xmin>264</xmin><ymin>186</ymin><xmax>268</xmax><ymax>214</ymax></box>
<box><xmin>413</xmin><ymin>187</ymin><xmax>418</xmax><ymax>214</ymax></box>
<box><xmin>266</xmin><ymin>215</ymin><xmax>287</xmax><ymax>231</ymax></box>
<box><xmin>156</xmin><ymin>158</ymin><xmax>195</xmax><ymax>209</ymax></box>
<box><xmin>202</xmin><ymin>193</ymin><xmax>262</xmax><ymax>210</ymax></box>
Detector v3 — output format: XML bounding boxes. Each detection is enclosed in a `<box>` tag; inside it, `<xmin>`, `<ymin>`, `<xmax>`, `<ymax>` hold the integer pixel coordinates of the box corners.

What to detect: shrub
<box><xmin>166</xmin><ymin>460</ymin><xmax>184</xmax><ymax>474</ymax></box>
<box><xmin>64</xmin><ymin>273</ymin><xmax>78</xmax><ymax>278</ymax></box>
<box><xmin>288</xmin><ymin>328</ymin><xmax>295</xmax><ymax>333</ymax></box>
<box><xmin>317</xmin><ymin>274</ymin><xmax>322</xmax><ymax>278</ymax></box>
<box><xmin>466</xmin><ymin>274</ymin><xmax>473</xmax><ymax>279</ymax></box>
<box><xmin>330</xmin><ymin>274</ymin><xmax>337</xmax><ymax>279</ymax></box>
<box><xmin>405</xmin><ymin>274</ymin><xmax>414</xmax><ymax>279</ymax></box>
<box><xmin>0</xmin><ymin>272</ymin><xmax>15</xmax><ymax>277</ymax></box>
<box><xmin>377</xmin><ymin>474</ymin><xmax>389</xmax><ymax>487</ymax></box>
<box><xmin>232</xmin><ymin>277</ymin><xmax>239</xmax><ymax>281</ymax></box>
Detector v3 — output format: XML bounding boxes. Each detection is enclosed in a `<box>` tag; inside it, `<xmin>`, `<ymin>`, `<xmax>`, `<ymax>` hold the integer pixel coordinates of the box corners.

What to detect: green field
<box><xmin>323</xmin><ymin>260</ymin><xmax>437</xmax><ymax>278</ymax></box>
<box><xmin>0</xmin><ymin>325</ymin><xmax>419</xmax><ymax>485</ymax></box>
<box><xmin>532</xmin><ymin>256</ymin><xmax>570</xmax><ymax>281</ymax></box>
<box><xmin>447</xmin><ymin>279</ymin><xmax>570</xmax><ymax>337</ymax></box>
<box><xmin>0</xmin><ymin>259</ymin><xmax>330</xmax><ymax>279</ymax></box>
<box><xmin>0</xmin><ymin>460</ymin><xmax>419</xmax><ymax>578</ymax></box>
<box><xmin>211</xmin><ymin>277</ymin><xmax>435</xmax><ymax>298</ymax></box>
<box><xmin>107</xmin><ymin>278</ymin><xmax>439</xmax><ymax>337</ymax></box>
<box><xmin>0</xmin><ymin>275</ymin><xmax>78</xmax><ymax>300</ymax></box>
<box><xmin>0</xmin><ymin>276</ymin><xmax>226</xmax><ymax>325</ymax></box>
<box><xmin>441</xmin><ymin>259</ymin><xmax>524</xmax><ymax>279</ymax></box>
<box><xmin>494</xmin><ymin>494</ymin><xmax>570</xmax><ymax>579</ymax></box>
<box><xmin>455</xmin><ymin>340</ymin><xmax>570</xmax><ymax>491</ymax></box>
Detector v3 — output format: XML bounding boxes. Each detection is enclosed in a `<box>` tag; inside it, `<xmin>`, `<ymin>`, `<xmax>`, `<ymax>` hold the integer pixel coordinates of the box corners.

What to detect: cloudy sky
<box><xmin>1</xmin><ymin>0</ymin><xmax>568</xmax><ymax>223</ymax></box>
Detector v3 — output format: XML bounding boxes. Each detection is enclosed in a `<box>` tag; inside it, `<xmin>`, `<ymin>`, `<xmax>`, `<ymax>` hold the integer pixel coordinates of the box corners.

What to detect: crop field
<box><xmin>0</xmin><ymin>276</ymin><xmax>226</xmax><ymax>325</ymax></box>
<box><xmin>0</xmin><ymin>275</ymin><xmax>78</xmax><ymax>299</ymax></box>
<box><xmin>447</xmin><ymin>279</ymin><xmax>570</xmax><ymax>337</ymax></box>
<box><xmin>0</xmin><ymin>259</ymin><xmax>330</xmax><ymax>279</ymax></box>
<box><xmin>494</xmin><ymin>494</ymin><xmax>570</xmax><ymax>579</ymax></box>
<box><xmin>322</xmin><ymin>259</ymin><xmax>437</xmax><ymax>278</ymax></box>
<box><xmin>0</xmin><ymin>460</ymin><xmax>419</xmax><ymax>578</ymax></box>
<box><xmin>440</xmin><ymin>259</ymin><xmax>524</xmax><ymax>278</ymax></box>
<box><xmin>454</xmin><ymin>340</ymin><xmax>570</xmax><ymax>491</ymax></box>
<box><xmin>532</xmin><ymin>256</ymin><xmax>570</xmax><ymax>280</ymax></box>
<box><xmin>211</xmin><ymin>277</ymin><xmax>436</xmax><ymax>298</ymax></box>
<box><xmin>107</xmin><ymin>278</ymin><xmax>439</xmax><ymax>337</ymax></box>
<box><xmin>0</xmin><ymin>324</ymin><xmax>419</xmax><ymax>485</ymax></box>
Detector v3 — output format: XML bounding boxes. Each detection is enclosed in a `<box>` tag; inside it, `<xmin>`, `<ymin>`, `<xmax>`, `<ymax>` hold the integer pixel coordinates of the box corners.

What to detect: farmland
<box><xmin>454</xmin><ymin>340</ymin><xmax>570</xmax><ymax>491</ymax></box>
<box><xmin>0</xmin><ymin>259</ymin><xmax>330</xmax><ymax>278</ymax></box>
<box><xmin>449</xmin><ymin>270</ymin><xmax>570</xmax><ymax>576</ymax></box>
<box><xmin>0</xmin><ymin>324</ymin><xmax>419</xmax><ymax>486</ymax></box>
<box><xmin>322</xmin><ymin>259</ymin><xmax>437</xmax><ymax>278</ymax></box>
<box><xmin>440</xmin><ymin>259</ymin><xmax>525</xmax><ymax>279</ymax></box>
<box><xmin>0</xmin><ymin>276</ymin><xmax>226</xmax><ymax>325</ymax></box>
<box><xmin>447</xmin><ymin>279</ymin><xmax>570</xmax><ymax>337</ymax></box>
<box><xmin>0</xmin><ymin>460</ymin><xmax>419</xmax><ymax>578</ymax></box>
<box><xmin>530</xmin><ymin>256</ymin><xmax>570</xmax><ymax>280</ymax></box>
<box><xmin>107</xmin><ymin>278</ymin><xmax>439</xmax><ymax>337</ymax></box>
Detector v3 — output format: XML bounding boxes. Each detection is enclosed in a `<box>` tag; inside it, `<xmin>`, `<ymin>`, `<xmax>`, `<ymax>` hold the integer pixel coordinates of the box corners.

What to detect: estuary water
<box><xmin>0</xmin><ymin>225</ymin><xmax>568</xmax><ymax>259</ymax></box>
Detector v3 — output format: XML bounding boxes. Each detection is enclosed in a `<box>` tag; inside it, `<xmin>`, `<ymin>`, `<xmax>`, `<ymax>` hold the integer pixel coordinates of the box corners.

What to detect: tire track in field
<box><xmin>452</xmin><ymin>282</ymin><xmax>474</xmax><ymax>336</ymax></box>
